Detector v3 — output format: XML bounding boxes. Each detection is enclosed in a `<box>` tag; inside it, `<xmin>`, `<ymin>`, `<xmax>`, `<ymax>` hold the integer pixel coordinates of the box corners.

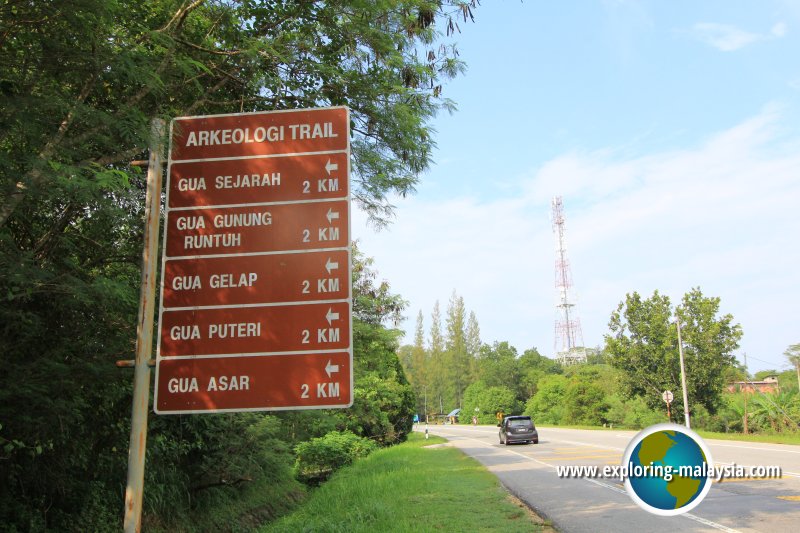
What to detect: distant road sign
<box><xmin>663</xmin><ymin>390</ymin><xmax>674</xmax><ymax>404</ymax></box>
<box><xmin>155</xmin><ymin>107</ymin><xmax>351</xmax><ymax>414</ymax></box>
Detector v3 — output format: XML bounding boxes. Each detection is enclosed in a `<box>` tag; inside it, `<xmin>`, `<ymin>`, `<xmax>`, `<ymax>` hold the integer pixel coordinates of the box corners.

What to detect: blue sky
<box><xmin>352</xmin><ymin>1</ymin><xmax>800</xmax><ymax>374</ymax></box>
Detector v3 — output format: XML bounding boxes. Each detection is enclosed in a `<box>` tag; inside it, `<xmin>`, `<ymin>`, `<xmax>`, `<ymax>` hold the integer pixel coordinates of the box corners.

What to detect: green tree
<box><xmin>518</xmin><ymin>347</ymin><xmax>562</xmax><ymax>399</ymax></box>
<box><xmin>606</xmin><ymin>289</ymin><xmax>742</xmax><ymax>421</ymax></box>
<box><xmin>444</xmin><ymin>290</ymin><xmax>469</xmax><ymax>408</ymax></box>
<box><xmin>677</xmin><ymin>289</ymin><xmax>744</xmax><ymax>415</ymax></box>
<box><xmin>1</xmin><ymin>0</ymin><xmax>479</xmax><ymax>228</ymax></box>
<box><xmin>428</xmin><ymin>300</ymin><xmax>446</xmax><ymax>414</ymax></box>
<box><xmin>407</xmin><ymin>310</ymin><xmax>430</xmax><ymax>417</ymax></box>
<box><xmin>462</xmin><ymin>381</ymin><xmax>519</xmax><ymax>425</ymax></box>
<box><xmin>1</xmin><ymin>1</ymin><xmax>483</xmax><ymax>526</ymax></box>
<box><xmin>465</xmin><ymin>310</ymin><xmax>481</xmax><ymax>382</ymax></box>
<box><xmin>341</xmin><ymin>246</ymin><xmax>414</xmax><ymax>443</ymax></box>
<box><xmin>524</xmin><ymin>375</ymin><xmax>568</xmax><ymax>425</ymax></box>
<box><xmin>476</xmin><ymin>341</ymin><xmax>520</xmax><ymax>394</ymax></box>
<box><xmin>563</xmin><ymin>381</ymin><xmax>608</xmax><ymax>426</ymax></box>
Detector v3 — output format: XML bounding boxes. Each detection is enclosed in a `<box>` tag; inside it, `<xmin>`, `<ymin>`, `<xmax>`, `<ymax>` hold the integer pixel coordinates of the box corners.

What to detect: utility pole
<box><xmin>743</xmin><ymin>353</ymin><xmax>749</xmax><ymax>434</ymax></box>
<box><xmin>123</xmin><ymin>118</ymin><xmax>164</xmax><ymax>533</ymax></box>
<box><xmin>424</xmin><ymin>385</ymin><xmax>427</xmax><ymax>424</ymax></box>
<box><xmin>676</xmin><ymin>308</ymin><xmax>691</xmax><ymax>429</ymax></box>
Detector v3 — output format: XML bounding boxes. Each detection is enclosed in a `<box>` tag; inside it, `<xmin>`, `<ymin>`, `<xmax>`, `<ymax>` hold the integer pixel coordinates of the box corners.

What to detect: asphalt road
<box><xmin>421</xmin><ymin>424</ymin><xmax>800</xmax><ymax>533</ymax></box>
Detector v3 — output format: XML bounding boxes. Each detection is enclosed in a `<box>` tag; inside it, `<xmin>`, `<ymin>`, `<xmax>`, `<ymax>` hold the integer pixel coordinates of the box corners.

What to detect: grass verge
<box><xmin>147</xmin><ymin>476</ymin><xmax>306</xmax><ymax>533</ymax></box>
<box><xmin>536</xmin><ymin>423</ymin><xmax>800</xmax><ymax>445</ymax></box>
<box><xmin>260</xmin><ymin>432</ymin><xmax>546</xmax><ymax>533</ymax></box>
<box><xmin>694</xmin><ymin>430</ymin><xmax>800</xmax><ymax>446</ymax></box>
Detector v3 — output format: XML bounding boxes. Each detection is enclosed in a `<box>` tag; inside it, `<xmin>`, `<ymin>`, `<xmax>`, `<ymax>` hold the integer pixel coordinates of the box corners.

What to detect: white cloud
<box><xmin>772</xmin><ymin>22</ymin><xmax>788</xmax><ymax>37</ymax></box>
<box><xmin>691</xmin><ymin>23</ymin><xmax>761</xmax><ymax>51</ymax></box>
<box><xmin>352</xmin><ymin>107</ymin><xmax>800</xmax><ymax>371</ymax></box>
<box><xmin>688</xmin><ymin>22</ymin><xmax>788</xmax><ymax>51</ymax></box>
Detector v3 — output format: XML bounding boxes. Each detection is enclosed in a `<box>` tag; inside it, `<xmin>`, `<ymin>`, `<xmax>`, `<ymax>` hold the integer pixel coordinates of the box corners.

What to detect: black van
<box><xmin>498</xmin><ymin>415</ymin><xmax>538</xmax><ymax>445</ymax></box>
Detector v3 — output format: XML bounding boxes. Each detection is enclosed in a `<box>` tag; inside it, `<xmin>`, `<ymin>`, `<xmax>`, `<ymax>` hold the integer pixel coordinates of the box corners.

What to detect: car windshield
<box><xmin>508</xmin><ymin>419</ymin><xmax>532</xmax><ymax>428</ymax></box>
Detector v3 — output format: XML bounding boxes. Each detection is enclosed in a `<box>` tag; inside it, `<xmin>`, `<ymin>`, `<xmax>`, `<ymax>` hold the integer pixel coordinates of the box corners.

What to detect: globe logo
<box><xmin>622</xmin><ymin>423</ymin><xmax>714</xmax><ymax>515</ymax></box>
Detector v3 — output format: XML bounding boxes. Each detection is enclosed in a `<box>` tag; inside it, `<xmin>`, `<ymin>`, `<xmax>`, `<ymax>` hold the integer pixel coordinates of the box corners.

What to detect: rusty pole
<box><xmin>124</xmin><ymin>118</ymin><xmax>165</xmax><ymax>533</ymax></box>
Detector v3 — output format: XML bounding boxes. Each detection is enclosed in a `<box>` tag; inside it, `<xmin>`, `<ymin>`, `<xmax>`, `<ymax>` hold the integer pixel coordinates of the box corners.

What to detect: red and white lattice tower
<box><xmin>551</xmin><ymin>196</ymin><xmax>586</xmax><ymax>365</ymax></box>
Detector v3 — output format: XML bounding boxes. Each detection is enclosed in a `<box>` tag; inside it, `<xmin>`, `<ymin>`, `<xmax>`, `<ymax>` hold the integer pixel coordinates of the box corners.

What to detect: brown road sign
<box><xmin>168</xmin><ymin>152</ymin><xmax>348</xmax><ymax>208</ymax></box>
<box><xmin>165</xmin><ymin>199</ymin><xmax>348</xmax><ymax>257</ymax></box>
<box><xmin>162</xmin><ymin>249</ymin><xmax>349</xmax><ymax>308</ymax></box>
<box><xmin>156</xmin><ymin>351</ymin><xmax>351</xmax><ymax>413</ymax></box>
<box><xmin>155</xmin><ymin>106</ymin><xmax>351</xmax><ymax>414</ymax></box>
<box><xmin>159</xmin><ymin>301</ymin><xmax>350</xmax><ymax>357</ymax></box>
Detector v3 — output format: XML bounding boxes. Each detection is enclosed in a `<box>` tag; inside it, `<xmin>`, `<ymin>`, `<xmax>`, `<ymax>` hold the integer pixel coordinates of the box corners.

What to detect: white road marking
<box><xmin>682</xmin><ymin>513</ymin><xmax>741</xmax><ymax>532</ymax></box>
<box><xmin>705</xmin><ymin>441</ymin><xmax>800</xmax><ymax>454</ymax></box>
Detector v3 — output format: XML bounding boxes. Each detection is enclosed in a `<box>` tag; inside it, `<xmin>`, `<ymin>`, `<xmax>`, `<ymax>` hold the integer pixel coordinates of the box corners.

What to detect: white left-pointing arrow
<box><xmin>325</xmin><ymin>360</ymin><xmax>340</xmax><ymax>378</ymax></box>
<box><xmin>326</xmin><ymin>308</ymin><xmax>340</xmax><ymax>325</ymax></box>
<box><xmin>325</xmin><ymin>258</ymin><xmax>339</xmax><ymax>274</ymax></box>
<box><xmin>326</xmin><ymin>208</ymin><xmax>340</xmax><ymax>224</ymax></box>
<box><xmin>325</xmin><ymin>159</ymin><xmax>338</xmax><ymax>175</ymax></box>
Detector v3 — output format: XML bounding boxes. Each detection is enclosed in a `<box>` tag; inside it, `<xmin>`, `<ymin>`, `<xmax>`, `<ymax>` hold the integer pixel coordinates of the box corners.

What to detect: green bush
<box><xmin>605</xmin><ymin>394</ymin><xmax>664</xmax><ymax>429</ymax></box>
<box><xmin>294</xmin><ymin>431</ymin><xmax>378</xmax><ymax>485</ymax></box>
<box><xmin>462</xmin><ymin>381</ymin><xmax>520</xmax><ymax>424</ymax></box>
<box><xmin>142</xmin><ymin>414</ymin><xmax>299</xmax><ymax>532</ymax></box>
<box><xmin>524</xmin><ymin>375</ymin><xmax>568</xmax><ymax>424</ymax></box>
<box><xmin>563</xmin><ymin>380</ymin><xmax>609</xmax><ymax>425</ymax></box>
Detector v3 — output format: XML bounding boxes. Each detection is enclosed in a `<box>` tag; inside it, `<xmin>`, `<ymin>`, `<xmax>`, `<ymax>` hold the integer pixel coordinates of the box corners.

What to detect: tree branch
<box><xmin>161</xmin><ymin>0</ymin><xmax>206</xmax><ymax>34</ymax></box>
<box><xmin>0</xmin><ymin>75</ymin><xmax>97</xmax><ymax>227</ymax></box>
<box><xmin>174</xmin><ymin>37</ymin><xmax>243</xmax><ymax>56</ymax></box>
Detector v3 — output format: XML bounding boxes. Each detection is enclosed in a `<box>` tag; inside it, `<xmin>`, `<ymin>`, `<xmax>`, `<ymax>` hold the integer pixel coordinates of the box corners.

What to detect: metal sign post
<box><xmin>123</xmin><ymin>118</ymin><xmax>165</xmax><ymax>533</ymax></box>
<box><xmin>662</xmin><ymin>390</ymin><xmax>674</xmax><ymax>422</ymax></box>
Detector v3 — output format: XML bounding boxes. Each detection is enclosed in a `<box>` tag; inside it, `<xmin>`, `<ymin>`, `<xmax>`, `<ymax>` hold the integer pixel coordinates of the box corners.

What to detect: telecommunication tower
<box><xmin>551</xmin><ymin>196</ymin><xmax>587</xmax><ymax>365</ymax></box>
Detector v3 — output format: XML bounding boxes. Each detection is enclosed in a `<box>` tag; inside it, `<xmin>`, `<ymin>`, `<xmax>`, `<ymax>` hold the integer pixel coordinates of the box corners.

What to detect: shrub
<box><xmin>462</xmin><ymin>381</ymin><xmax>520</xmax><ymax>424</ymax></box>
<box><xmin>524</xmin><ymin>375</ymin><xmax>568</xmax><ymax>424</ymax></box>
<box><xmin>294</xmin><ymin>431</ymin><xmax>378</xmax><ymax>485</ymax></box>
<box><xmin>562</xmin><ymin>381</ymin><xmax>609</xmax><ymax>426</ymax></box>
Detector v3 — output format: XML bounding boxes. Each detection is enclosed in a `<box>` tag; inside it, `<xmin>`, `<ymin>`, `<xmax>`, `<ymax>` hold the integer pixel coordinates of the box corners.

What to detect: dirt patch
<box><xmin>505</xmin><ymin>492</ymin><xmax>558</xmax><ymax>532</ymax></box>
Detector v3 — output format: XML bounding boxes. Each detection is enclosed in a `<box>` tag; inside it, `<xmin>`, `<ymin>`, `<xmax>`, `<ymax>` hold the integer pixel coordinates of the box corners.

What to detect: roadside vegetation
<box><xmin>694</xmin><ymin>429</ymin><xmax>800</xmax><ymax>446</ymax></box>
<box><xmin>0</xmin><ymin>1</ymin><xmax>485</xmax><ymax>531</ymax></box>
<box><xmin>262</xmin><ymin>432</ymin><xmax>546</xmax><ymax>533</ymax></box>
<box><xmin>401</xmin><ymin>290</ymin><xmax>800</xmax><ymax>439</ymax></box>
